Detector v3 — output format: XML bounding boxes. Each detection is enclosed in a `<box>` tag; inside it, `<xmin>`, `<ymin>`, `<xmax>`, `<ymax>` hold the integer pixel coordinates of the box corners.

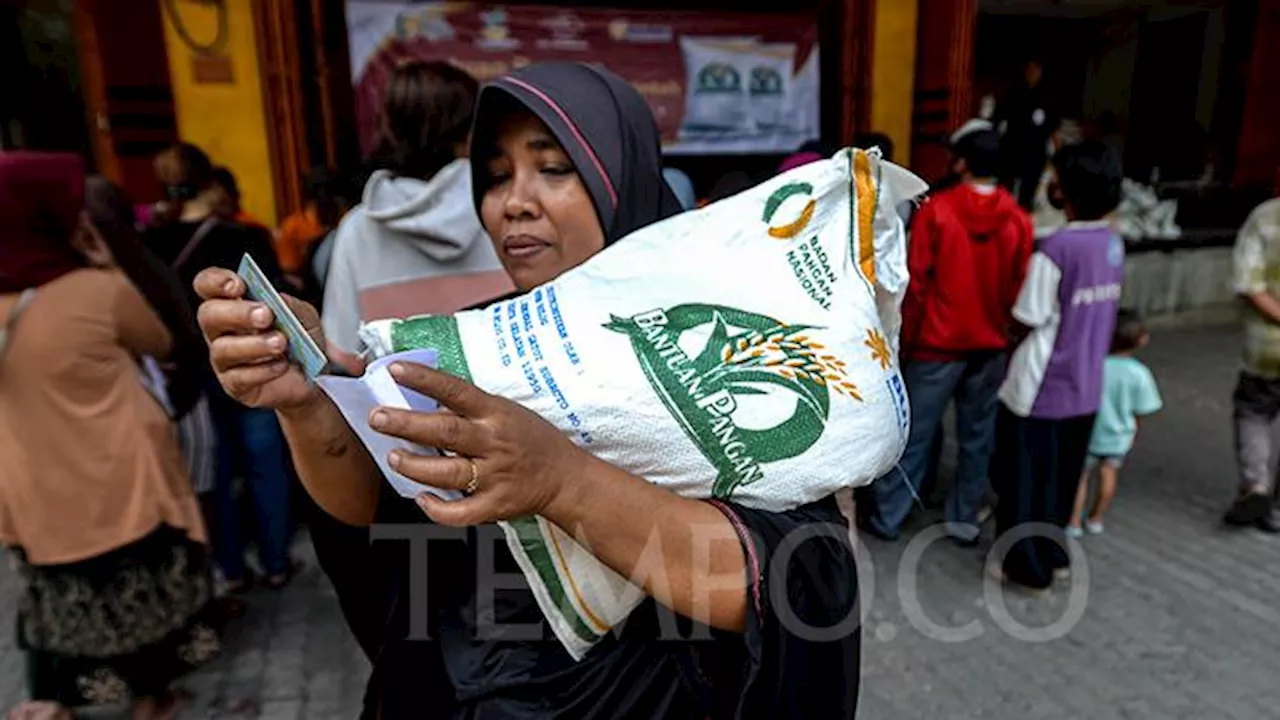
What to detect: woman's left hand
<box><xmin>368</xmin><ymin>361</ymin><xmax>586</xmax><ymax>526</ymax></box>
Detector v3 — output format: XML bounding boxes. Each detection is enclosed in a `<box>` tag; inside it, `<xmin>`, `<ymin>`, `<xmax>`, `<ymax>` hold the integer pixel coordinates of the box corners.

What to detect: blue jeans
<box><xmin>213</xmin><ymin>404</ymin><xmax>293</xmax><ymax>579</ymax></box>
<box><xmin>869</xmin><ymin>353</ymin><xmax>1006</xmax><ymax>541</ymax></box>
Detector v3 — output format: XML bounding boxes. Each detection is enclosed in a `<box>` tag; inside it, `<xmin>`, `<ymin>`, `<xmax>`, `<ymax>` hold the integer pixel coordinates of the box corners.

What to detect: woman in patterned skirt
<box><xmin>0</xmin><ymin>153</ymin><xmax>218</xmax><ymax>719</ymax></box>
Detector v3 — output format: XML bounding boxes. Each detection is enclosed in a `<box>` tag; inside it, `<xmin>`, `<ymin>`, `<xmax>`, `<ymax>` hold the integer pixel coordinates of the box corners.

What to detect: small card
<box><xmin>237</xmin><ymin>253</ymin><xmax>329</xmax><ymax>380</ymax></box>
<box><xmin>316</xmin><ymin>349</ymin><xmax>463</xmax><ymax>501</ymax></box>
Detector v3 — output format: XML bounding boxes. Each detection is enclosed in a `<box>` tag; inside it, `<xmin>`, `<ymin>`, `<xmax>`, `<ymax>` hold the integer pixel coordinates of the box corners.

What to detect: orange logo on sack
<box><xmin>763</xmin><ymin>182</ymin><xmax>816</xmax><ymax>239</ymax></box>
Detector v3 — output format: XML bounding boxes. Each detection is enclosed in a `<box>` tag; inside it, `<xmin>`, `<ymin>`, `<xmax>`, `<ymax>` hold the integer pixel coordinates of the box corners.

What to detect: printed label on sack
<box><xmin>885</xmin><ymin>370</ymin><xmax>910</xmax><ymax>442</ymax></box>
<box><xmin>765</xmin><ymin>182</ymin><xmax>839</xmax><ymax>311</ymax></box>
<box><xmin>606</xmin><ymin>304</ymin><xmax>862</xmax><ymax>498</ymax></box>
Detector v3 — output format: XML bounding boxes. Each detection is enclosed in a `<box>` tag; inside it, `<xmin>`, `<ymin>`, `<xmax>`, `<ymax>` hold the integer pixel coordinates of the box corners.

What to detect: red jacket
<box><xmin>901</xmin><ymin>183</ymin><xmax>1034</xmax><ymax>360</ymax></box>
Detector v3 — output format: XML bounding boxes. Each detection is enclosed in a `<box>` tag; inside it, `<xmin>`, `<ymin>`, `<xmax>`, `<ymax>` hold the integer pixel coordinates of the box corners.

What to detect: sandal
<box><xmin>262</xmin><ymin>559</ymin><xmax>306</xmax><ymax>590</ymax></box>
<box><xmin>210</xmin><ymin>596</ymin><xmax>248</xmax><ymax>624</ymax></box>
<box><xmin>133</xmin><ymin>688</ymin><xmax>191</xmax><ymax>720</ymax></box>
<box><xmin>6</xmin><ymin>702</ymin><xmax>72</xmax><ymax>720</ymax></box>
<box><xmin>223</xmin><ymin>568</ymin><xmax>257</xmax><ymax>595</ymax></box>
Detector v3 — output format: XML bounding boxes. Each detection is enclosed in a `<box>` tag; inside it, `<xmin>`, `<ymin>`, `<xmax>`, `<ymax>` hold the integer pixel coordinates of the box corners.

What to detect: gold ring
<box><xmin>464</xmin><ymin>459</ymin><xmax>479</xmax><ymax>495</ymax></box>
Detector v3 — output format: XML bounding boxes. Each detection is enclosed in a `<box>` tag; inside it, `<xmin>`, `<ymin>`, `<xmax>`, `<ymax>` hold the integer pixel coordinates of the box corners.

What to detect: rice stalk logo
<box><xmin>764</xmin><ymin>182</ymin><xmax>817</xmax><ymax>239</ymax></box>
<box><xmin>750</xmin><ymin>67</ymin><xmax>784</xmax><ymax>96</ymax></box>
<box><xmin>696</xmin><ymin>63</ymin><xmax>742</xmax><ymax>94</ymax></box>
<box><xmin>606</xmin><ymin>304</ymin><xmax>860</xmax><ymax>498</ymax></box>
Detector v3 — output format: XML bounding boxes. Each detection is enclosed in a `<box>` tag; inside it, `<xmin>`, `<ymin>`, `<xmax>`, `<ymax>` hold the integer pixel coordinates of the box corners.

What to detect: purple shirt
<box><xmin>999</xmin><ymin>222</ymin><xmax>1125</xmax><ymax>419</ymax></box>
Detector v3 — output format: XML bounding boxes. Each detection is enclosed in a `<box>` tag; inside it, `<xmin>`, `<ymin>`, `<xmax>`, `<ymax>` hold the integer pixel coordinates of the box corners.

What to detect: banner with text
<box><xmin>346</xmin><ymin>2</ymin><xmax>820</xmax><ymax>155</ymax></box>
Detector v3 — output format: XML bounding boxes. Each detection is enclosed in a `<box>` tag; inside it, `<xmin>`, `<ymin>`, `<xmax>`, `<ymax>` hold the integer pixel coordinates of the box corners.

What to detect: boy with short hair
<box><xmin>992</xmin><ymin>141</ymin><xmax>1125</xmax><ymax>591</ymax></box>
<box><xmin>1067</xmin><ymin>310</ymin><xmax>1162</xmax><ymax>537</ymax></box>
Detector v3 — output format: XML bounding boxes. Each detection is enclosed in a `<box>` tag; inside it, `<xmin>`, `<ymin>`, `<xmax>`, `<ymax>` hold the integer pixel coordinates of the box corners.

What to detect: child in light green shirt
<box><xmin>1068</xmin><ymin>310</ymin><xmax>1162</xmax><ymax>537</ymax></box>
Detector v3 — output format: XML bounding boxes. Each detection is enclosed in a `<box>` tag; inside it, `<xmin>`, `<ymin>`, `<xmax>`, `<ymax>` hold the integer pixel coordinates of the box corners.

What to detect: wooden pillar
<box><xmin>1234</xmin><ymin>0</ymin><xmax>1280</xmax><ymax>188</ymax></box>
<box><xmin>310</xmin><ymin>0</ymin><xmax>358</xmax><ymax>172</ymax></box>
<box><xmin>73</xmin><ymin>0</ymin><xmax>177</xmax><ymax>201</ymax></box>
<box><xmin>253</xmin><ymin>0</ymin><xmax>307</xmax><ymax>218</ymax></box>
<box><xmin>827</xmin><ymin>0</ymin><xmax>876</xmax><ymax>147</ymax></box>
<box><xmin>910</xmin><ymin>0</ymin><xmax>977</xmax><ymax>182</ymax></box>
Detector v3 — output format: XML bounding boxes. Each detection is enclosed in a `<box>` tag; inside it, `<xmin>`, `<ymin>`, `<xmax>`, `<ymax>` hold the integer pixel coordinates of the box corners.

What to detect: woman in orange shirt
<box><xmin>0</xmin><ymin>153</ymin><xmax>217</xmax><ymax>719</ymax></box>
<box><xmin>274</xmin><ymin>167</ymin><xmax>351</xmax><ymax>291</ymax></box>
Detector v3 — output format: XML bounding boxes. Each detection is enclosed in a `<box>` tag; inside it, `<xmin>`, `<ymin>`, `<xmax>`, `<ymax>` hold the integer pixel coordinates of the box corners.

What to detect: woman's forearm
<box><xmin>544</xmin><ymin>457</ymin><xmax>748</xmax><ymax>632</ymax></box>
<box><xmin>277</xmin><ymin>391</ymin><xmax>382</xmax><ymax>527</ymax></box>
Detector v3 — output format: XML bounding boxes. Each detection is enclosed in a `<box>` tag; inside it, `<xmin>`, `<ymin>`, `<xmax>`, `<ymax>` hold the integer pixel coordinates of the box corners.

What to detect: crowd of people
<box><xmin>853</xmin><ymin>120</ymin><xmax>1164</xmax><ymax>592</ymax></box>
<box><xmin>0</xmin><ymin>54</ymin><xmax>1275</xmax><ymax>720</ymax></box>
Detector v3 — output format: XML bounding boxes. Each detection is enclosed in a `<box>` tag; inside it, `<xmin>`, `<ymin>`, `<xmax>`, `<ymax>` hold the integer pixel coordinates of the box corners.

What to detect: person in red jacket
<box><xmin>865</xmin><ymin>128</ymin><xmax>1034</xmax><ymax>544</ymax></box>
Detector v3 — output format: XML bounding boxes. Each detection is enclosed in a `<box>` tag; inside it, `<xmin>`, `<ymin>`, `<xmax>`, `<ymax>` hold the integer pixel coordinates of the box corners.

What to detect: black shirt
<box><xmin>143</xmin><ymin>218</ymin><xmax>287</xmax><ymax>406</ymax></box>
<box><xmin>995</xmin><ymin>81</ymin><xmax>1060</xmax><ymax>164</ymax></box>
<box><xmin>143</xmin><ymin>219</ymin><xmax>286</xmax><ymax>311</ymax></box>
<box><xmin>313</xmin><ymin>482</ymin><xmax>862</xmax><ymax>720</ymax></box>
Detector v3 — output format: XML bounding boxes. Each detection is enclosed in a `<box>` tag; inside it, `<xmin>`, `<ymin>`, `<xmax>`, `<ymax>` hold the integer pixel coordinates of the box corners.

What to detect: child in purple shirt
<box><xmin>991</xmin><ymin>142</ymin><xmax>1125</xmax><ymax>591</ymax></box>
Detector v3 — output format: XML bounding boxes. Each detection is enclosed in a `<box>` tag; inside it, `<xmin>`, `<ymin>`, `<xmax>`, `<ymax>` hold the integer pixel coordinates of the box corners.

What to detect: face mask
<box><xmin>166</xmin><ymin>183</ymin><xmax>198</xmax><ymax>202</ymax></box>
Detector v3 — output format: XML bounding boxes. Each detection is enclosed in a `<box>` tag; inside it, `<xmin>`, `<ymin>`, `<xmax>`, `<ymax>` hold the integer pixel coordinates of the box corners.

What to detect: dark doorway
<box><xmin>0</xmin><ymin>0</ymin><xmax>92</xmax><ymax>155</ymax></box>
<box><xmin>1126</xmin><ymin>11</ymin><xmax>1210</xmax><ymax>184</ymax></box>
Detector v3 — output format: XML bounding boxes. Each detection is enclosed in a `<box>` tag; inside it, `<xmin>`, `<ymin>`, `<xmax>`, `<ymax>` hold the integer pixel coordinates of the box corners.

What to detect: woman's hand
<box><xmin>369</xmin><ymin>362</ymin><xmax>587</xmax><ymax>526</ymax></box>
<box><xmin>193</xmin><ymin>267</ymin><xmax>325</xmax><ymax>412</ymax></box>
<box><xmin>376</xmin><ymin>363</ymin><xmax>750</xmax><ymax>630</ymax></box>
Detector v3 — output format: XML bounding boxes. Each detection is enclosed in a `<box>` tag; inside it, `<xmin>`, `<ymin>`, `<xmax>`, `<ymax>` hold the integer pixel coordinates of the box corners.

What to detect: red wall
<box><xmin>1235</xmin><ymin>0</ymin><xmax>1280</xmax><ymax>188</ymax></box>
<box><xmin>911</xmin><ymin>0</ymin><xmax>977</xmax><ymax>183</ymax></box>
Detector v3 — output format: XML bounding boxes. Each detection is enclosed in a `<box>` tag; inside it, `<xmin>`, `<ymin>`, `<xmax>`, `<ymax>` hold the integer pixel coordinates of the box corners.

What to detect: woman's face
<box><xmin>480</xmin><ymin>110</ymin><xmax>605</xmax><ymax>291</ymax></box>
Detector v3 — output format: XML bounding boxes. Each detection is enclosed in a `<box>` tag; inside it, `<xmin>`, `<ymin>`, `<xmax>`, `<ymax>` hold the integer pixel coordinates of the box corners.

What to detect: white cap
<box><xmin>949</xmin><ymin>118</ymin><xmax>994</xmax><ymax>146</ymax></box>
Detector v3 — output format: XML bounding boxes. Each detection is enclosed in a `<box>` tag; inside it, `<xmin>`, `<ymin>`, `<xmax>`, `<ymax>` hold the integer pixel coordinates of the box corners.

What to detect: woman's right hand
<box><xmin>194</xmin><ymin>267</ymin><xmax>324</xmax><ymax>412</ymax></box>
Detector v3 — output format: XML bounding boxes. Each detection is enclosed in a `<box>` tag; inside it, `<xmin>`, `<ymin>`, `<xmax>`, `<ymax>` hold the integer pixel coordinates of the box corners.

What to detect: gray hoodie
<box><xmin>322</xmin><ymin>159</ymin><xmax>513</xmax><ymax>354</ymax></box>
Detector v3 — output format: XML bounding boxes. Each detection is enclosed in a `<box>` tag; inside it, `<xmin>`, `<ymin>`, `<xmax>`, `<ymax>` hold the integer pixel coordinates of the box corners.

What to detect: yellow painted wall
<box><xmin>870</xmin><ymin>0</ymin><xmax>919</xmax><ymax>162</ymax></box>
<box><xmin>162</xmin><ymin>0</ymin><xmax>277</xmax><ymax>225</ymax></box>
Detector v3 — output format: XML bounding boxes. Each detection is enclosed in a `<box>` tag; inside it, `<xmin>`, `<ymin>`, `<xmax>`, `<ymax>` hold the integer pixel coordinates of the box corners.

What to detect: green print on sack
<box><xmin>606</xmin><ymin>304</ymin><xmax>861</xmax><ymax>498</ymax></box>
<box><xmin>765</xmin><ymin>183</ymin><xmax>841</xmax><ymax>310</ymax></box>
<box><xmin>764</xmin><ymin>182</ymin><xmax>817</xmax><ymax>240</ymax></box>
<box><xmin>391</xmin><ymin>315</ymin><xmax>474</xmax><ymax>383</ymax></box>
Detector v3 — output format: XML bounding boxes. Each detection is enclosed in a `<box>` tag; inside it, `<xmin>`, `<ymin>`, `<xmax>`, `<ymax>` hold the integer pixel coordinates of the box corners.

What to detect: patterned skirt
<box><xmin>14</xmin><ymin>526</ymin><xmax>221</xmax><ymax>706</ymax></box>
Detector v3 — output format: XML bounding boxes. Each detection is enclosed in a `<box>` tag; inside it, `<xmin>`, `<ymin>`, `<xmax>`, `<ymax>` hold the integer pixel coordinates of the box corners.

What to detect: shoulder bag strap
<box><xmin>170</xmin><ymin>216</ymin><xmax>220</xmax><ymax>272</ymax></box>
<box><xmin>0</xmin><ymin>288</ymin><xmax>37</xmax><ymax>359</ymax></box>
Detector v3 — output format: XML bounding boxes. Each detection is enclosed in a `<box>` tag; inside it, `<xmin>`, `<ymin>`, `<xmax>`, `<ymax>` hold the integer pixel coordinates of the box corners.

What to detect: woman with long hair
<box><xmin>193</xmin><ymin>63</ymin><xmax>860</xmax><ymax>718</ymax></box>
<box><xmin>0</xmin><ymin>153</ymin><xmax>216</xmax><ymax>720</ymax></box>
<box><xmin>81</xmin><ymin>178</ymin><xmax>223</xmax><ymax>603</ymax></box>
<box><xmin>143</xmin><ymin>142</ymin><xmax>298</xmax><ymax>592</ymax></box>
<box><xmin>84</xmin><ymin>177</ymin><xmax>215</xmax><ymax>479</ymax></box>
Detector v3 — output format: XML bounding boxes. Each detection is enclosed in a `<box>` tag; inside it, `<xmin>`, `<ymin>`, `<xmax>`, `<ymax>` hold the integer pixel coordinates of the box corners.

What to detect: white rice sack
<box><xmin>360</xmin><ymin>149</ymin><xmax>927</xmax><ymax>659</ymax></box>
<box><xmin>679</xmin><ymin>36</ymin><xmax>755</xmax><ymax>135</ymax></box>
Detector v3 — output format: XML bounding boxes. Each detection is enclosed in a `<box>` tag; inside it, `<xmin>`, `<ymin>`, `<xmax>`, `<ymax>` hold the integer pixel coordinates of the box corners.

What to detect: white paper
<box><xmin>316</xmin><ymin>348</ymin><xmax>463</xmax><ymax>501</ymax></box>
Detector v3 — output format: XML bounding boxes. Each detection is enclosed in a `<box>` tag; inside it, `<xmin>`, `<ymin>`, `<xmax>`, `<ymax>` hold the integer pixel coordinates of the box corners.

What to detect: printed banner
<box><xmin>345</xmin><ymin>1</ymin><xmax>820</xmax><ymax>155</ymax></box>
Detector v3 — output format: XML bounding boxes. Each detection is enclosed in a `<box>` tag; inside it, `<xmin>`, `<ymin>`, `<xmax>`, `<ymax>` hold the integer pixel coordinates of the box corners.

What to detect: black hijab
<box><xmin>470</xmin><ymin>62</ymin><xmax>683</xmax><ymax>245</ymax></box>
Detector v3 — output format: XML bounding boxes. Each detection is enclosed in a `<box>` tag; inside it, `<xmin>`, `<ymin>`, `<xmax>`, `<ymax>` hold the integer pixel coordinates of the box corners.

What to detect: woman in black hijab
<box><xmin>192</xmin><ymin>61</ymin><xmax>860</xmax><ymax>719</ymax></box>
<box><xmin>470</xmin><ymin>62</ymin><xmax>684</xmax><ymax>245</ymax></box>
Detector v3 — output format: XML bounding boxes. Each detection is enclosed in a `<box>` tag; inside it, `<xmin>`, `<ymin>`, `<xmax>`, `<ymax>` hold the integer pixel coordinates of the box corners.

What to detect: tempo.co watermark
<box><xmin>364</xmin><ymin>518</ymin><xmax>1092</xmax><ymax>646</ymax></box>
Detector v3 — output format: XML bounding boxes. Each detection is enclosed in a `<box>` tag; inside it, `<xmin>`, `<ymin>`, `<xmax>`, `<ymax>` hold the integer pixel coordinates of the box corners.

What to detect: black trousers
<box><xmin>992</xmin><ymin>406</ymin><xmax>1096</xmax><ymax>589</ymax></box>
<box><xmin>1000</xmin><ymin>150</ymin><xmax>1048</xmax><ymax>210</ymax></box>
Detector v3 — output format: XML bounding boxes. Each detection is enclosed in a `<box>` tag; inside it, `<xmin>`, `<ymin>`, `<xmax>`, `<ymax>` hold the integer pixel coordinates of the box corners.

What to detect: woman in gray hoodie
<box><xmin>321</xmin><ymin>61</ymin><xmax>513</xmax><ymax>366</ymax></box>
